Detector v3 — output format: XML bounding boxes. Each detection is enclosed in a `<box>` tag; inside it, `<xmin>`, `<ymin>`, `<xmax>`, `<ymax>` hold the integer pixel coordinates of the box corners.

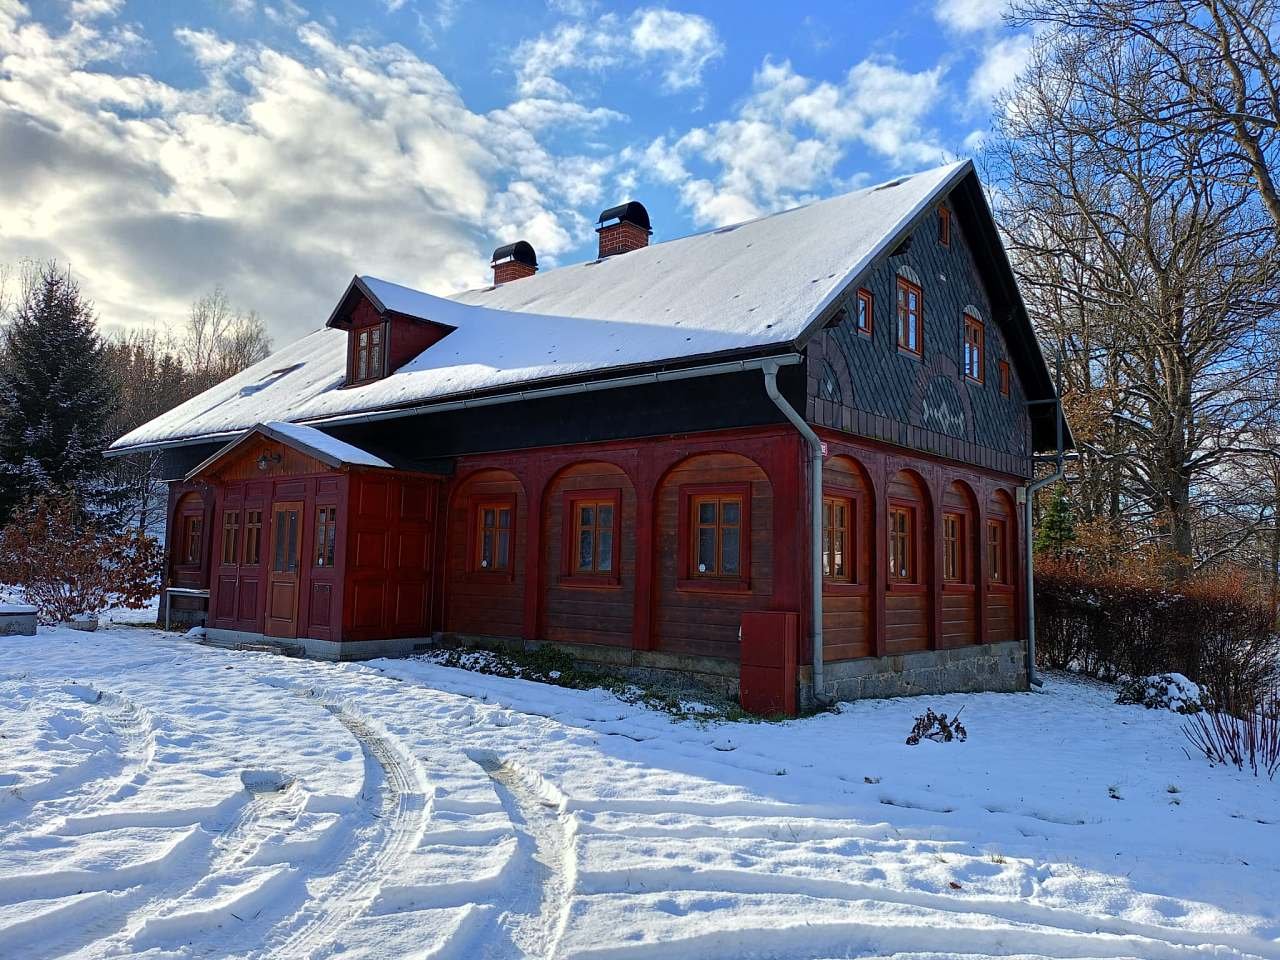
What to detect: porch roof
<box><xmin>183</xmin><ymin>420</ymin><xmax>391</xmax><ymax>482</ymax></box>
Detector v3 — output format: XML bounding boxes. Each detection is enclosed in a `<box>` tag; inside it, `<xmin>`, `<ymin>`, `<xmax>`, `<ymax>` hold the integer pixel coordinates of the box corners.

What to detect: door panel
<box><xmin>265</xmin><ymin>501</ymin><xmax>302</xmax><ymax>638</ymax></box>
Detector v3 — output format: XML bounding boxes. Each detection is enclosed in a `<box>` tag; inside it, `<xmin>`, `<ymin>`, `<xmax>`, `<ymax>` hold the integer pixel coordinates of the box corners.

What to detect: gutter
<box><xmin>761</xmin><ymin>356</ymin><xmax>827</xmax><ymax>706</ymax></box>
<box><xmin>1023</xmin><ymin>351</ymin><xmax>1066</xmax><ymax>689</ymax></box>
<box><xmin>106</xmin><ymin>353</ymin><xmax>805</xmax><ymax>457</ymax></box>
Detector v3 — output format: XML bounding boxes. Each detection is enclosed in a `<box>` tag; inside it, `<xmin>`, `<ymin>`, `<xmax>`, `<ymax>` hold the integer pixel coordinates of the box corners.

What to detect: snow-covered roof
<box><xmin>184</xmin><ymin>421</ymin><xmax>391</xmax><ymax>480</ymax></box>
<box><xmin>112</xmin><ymin>160</ymin><xmax>971</xmax><ymax>452</ymax></box>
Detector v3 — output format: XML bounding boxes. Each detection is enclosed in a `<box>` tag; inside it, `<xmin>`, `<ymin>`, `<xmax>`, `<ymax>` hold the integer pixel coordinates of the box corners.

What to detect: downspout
<box><xmin>1024</xmin><ymin>352</ymin><xmax>1065</xmax><ymax>689</ymax></box>
<box><xmin>762</xmin><ymin>356</ymin><xmax>827</xmax><ymax>705</ymax></box>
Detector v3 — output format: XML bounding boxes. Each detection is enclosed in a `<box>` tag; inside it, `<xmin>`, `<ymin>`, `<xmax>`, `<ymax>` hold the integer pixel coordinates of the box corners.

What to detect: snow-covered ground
<box><xmin>1</xmin><ymin>625</ymin><xmax>1276</xmax><ymax>959</ymax></box>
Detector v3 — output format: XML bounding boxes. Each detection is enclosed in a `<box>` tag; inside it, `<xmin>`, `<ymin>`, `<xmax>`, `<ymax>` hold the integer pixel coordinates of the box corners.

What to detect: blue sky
<box><xmin>0</xmin><ymin>0</ymin><xmax>1025</xmax><ymax>340</ymax></box>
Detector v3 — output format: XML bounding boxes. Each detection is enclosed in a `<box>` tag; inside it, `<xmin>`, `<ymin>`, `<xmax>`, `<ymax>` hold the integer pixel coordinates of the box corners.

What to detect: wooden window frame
<box><xmin>855</xmin><ymin>288</ymin><xmax>874</xmax><ymax>336</ymax></box>
<box><xmin>988</xmin><ymin>516</ymin><xmax>1012</xmax><ymax>589</ymax></box>
<box><xmin>560</xmin><ymin>488</ymin><xmax>623</xmax><ymax>588</ymax></box>
<box><xmin>998</xmin><ymin>360</ymin><xmax>1011</xmax><ymax>397</ymax></box>
<box><xmin>179</xmin><ymin>512</ymin><xmax>203</xmax><ymax>567</ymax></box>
<box><xmin>887</xmin><ymin>499</ymin><xmax>925</xmax><ymax>592</ymax></box>
<box><xmin>963</xmin><ymin>314</ymin><xmax>985</xmax><ymax>384</ymax></box>
<box><xmin>822</xmin><ymin>493</ymin><xmax>856</xmax><ymax>585</ymax></box>
<box><xmin>942</xmin><ymin>510</ymin><xmax>974</xmax><ymax>590</ymax></box>
<box><xmin>896</xmin><ymin>276</ymin><xmax>923</xmax><ymax>358</ymax></box>
<box><xmin>347</xmin><ymin>319</ymin><xmax>387</xmax><ymax>387</ymax></box>
<box><xmin>314</xmin><ymin>504</ymin><xmax>338</xmax><ymax>569</ymax></box>
<box><xmin>220</xmin><ymin>510</ymin><xmax>240</xmax><ymax>566</ymax></box>
<box><xmin>939</xmin><ymin>205</ymin><xmax>951</xmax><ymax>247</ymax></box>
<box><xmin>243</xmin><ymin>508</ymin><xmax>263</xmax><ymax>566</ymax></box>
<box><xmin>468</xmin><ymin>496</ymin><xmax>517</xmax><ymax>580</ymax></box>
<box><xmin>677</xmin><ymin>482</ymin><xmax>751</xmax><ymax>593</ymax></box>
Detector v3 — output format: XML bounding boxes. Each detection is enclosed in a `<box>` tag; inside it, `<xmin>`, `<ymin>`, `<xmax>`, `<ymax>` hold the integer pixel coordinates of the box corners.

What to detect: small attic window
<box><xmin>356</xmin><ymin>327</ymin><xmax>383</xmax><ymax>383</ymax></box>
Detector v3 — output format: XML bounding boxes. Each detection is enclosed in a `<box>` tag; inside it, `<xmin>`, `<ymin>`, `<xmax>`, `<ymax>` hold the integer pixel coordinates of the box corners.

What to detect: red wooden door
<box><xmin>265</xmin><ymin>500</ymin><xmax>303</xmax><ymax>638</ymax></box>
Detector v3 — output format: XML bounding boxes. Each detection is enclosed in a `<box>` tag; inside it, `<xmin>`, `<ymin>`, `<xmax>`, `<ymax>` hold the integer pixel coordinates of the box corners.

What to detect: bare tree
<box><xmin>987</xmin><ymin>25</ymin><xmax>1280</xmax><ymax>570</ymax></box>
<box><xmin>1011</xmin><ymin>0</ymin><xmax>1280</xmax><ymax>238</ymax></box>
<box><xmin>180</xmin><ymin>287</ymin><xmax>271</xmax><ymax>392</ymax></box>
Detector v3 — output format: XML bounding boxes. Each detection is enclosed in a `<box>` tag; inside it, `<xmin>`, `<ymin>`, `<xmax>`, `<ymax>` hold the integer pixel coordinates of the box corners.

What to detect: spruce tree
<box><xmin>1035</xmin><ymin>483</ymin><xmax>1076</xmax><ymax>558</ymax></box>
<box><xmin>0</xmin><ymin>263</ymin><xmax>120</xmax><ymax>525</ymax></box>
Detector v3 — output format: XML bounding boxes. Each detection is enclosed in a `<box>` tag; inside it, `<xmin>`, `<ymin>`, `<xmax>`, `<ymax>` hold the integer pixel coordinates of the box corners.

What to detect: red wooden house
<box><xmin>111</xmin><ymin>160</ymin><xmax>1068</xmax><ymax>711</ymax></box>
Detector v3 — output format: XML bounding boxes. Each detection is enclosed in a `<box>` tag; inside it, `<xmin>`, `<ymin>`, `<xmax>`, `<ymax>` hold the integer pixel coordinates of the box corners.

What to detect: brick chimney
<box><xmin>491</xmin><ymin>241</ymin><xmax>537</xmax><ymax>284</ymax></box>
<box><xmin>596</xmin><ymin>201</ymin><xmax>651</xmax><ymax>258</ymax></box>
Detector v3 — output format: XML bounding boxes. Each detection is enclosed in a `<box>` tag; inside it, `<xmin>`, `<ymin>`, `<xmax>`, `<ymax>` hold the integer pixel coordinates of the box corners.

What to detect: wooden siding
<box><xmin>821</xmin><ymin>456</ymin><xmax>872</xmax><ymax>661</ymax></box>
<box><xmin>445</xmin><ymin>469</ymin><xmax>525</xmax><ymax>639</ymax></box>
<box><xmin>542</xmin><ymin>462</ymin><xmax>636</xmax><ymax>648</ymax></box>
<box><xmin>654</xmin><ymin>453</ymin><xmax>774</xmax><ymax>661</ymax></box>
<box><xmin>986</xmin><ymin>490</ymin><xmax>1017</xmax><ymax>642</ymax></box>
<box><xmin>940</xmin><ymin>481</ymin><xmax>978</xmax><ymax>648</ymax></box>
<box><xmin>343</xmin><ymin>473</ymin><xmax>438</xmax><ymax>642</ymax></box>
<box><xmin>885</xmin><ymin>469</ymin><xmax>931</xmax><ymax>654</ymax></box>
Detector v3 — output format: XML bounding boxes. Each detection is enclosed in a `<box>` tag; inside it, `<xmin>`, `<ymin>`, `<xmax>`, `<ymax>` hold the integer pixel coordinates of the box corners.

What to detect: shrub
<box><xmin>1182</xmin><ymin>699</ymin><xmax>1280</xmax><ymax>780</ymax></box>
<box><xmin>1116</xmin><ymin>673</ymin><xmax>1204</xmax><ymax>714</ymax></box>
<box><xmin>1035</xmin><ymin>558</ymin><xmax>1279</xmax><ymax>713</ymax></box>
<box><xmin>0</xmin><ymin>495</ymin><xmax>161</xmax><ymax>623</ymax></box>
<box><xmin>905</xmin><ymin>707</ymin><xmax>967</xmax><ymax>745</ymax></box>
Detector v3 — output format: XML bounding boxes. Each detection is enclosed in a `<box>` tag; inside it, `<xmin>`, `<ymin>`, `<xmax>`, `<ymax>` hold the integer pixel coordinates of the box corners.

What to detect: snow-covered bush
<box><xmin>905</xmin><ymin>707</ymin><xmax>967</xmax><ymax>745</ymax></box>
<box><xmin>1035</xmin><ymin>558</ymin><xmax>1278</xmax><ymax>713</ymax></box>
<box><xmin>1116</xmin><ymin>673</ymin><xmax>1204</xmax><ymax>714</ymax></box>
<box><xmin>0</xmin><ymin>495</ymin><xmax>161</xmax><ymax>623</ymax></box>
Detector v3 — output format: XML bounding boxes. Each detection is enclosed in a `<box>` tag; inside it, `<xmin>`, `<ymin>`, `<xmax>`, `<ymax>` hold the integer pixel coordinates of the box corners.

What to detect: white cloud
<box><xmin>968</xmin><ymin>33</ymin><xmax>1031</xmax><ymax>104</ymax></box>
<box><xmin>642</xmin><ymin>57</ymin><xmax>953</xmax><ymax>228</ymax></box>
<box><xmin>0</xmin><ymin>8</ymin><xmax>613</xmax><ymax>340</ymax></box>
<box><xmin>513</xmin><ymin>6</ymin><xmax>722</xmax><ymax>99</ymax></box>
<box><xmin>174</xmin><ymin>27</ymin><xmax>237</xmax><ymax>66</ymax></box>
<box><xmin>629</xmin><ymin>8</ymin><xmax>722</xmax><ymax>92</ymax></box>
<box><xmin>68</xmin><ymin>0</ymin><xmax>123</xmax><ymax>20</ymax></box>
<box><xmin>934</xmin><ymin>0</ymin><xmax>1007</xmax><ymax>32</ymax></box>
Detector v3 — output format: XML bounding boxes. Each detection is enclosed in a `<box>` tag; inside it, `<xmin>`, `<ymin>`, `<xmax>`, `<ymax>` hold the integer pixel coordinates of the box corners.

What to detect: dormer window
<box><xmin>326</xmin><ymin>276</ymin><xmax>456</xmax><ymax>389</ymax></box>
<box><xmin>356</xmin><ymin>326</ymin><xmax>383</xmax><ymax>382</ymax></box>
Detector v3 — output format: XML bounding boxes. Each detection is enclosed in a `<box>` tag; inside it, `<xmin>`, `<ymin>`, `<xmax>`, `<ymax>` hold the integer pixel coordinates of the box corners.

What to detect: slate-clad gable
<box><xmin>806</xmin><ymin>199</ymin><xmax>1032</xmax><ymax>478</ymax></box>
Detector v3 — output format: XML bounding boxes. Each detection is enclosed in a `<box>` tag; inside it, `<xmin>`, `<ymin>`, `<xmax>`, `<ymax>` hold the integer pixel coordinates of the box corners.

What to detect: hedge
<box><xmin>1035</xmin><ymin>558</ymin><xmax>1279</xmax><ymax>713</ymax></box>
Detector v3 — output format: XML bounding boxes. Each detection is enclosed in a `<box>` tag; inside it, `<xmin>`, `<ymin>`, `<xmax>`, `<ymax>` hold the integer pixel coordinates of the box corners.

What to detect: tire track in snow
<box><xmin>0</xmin><ymin>683</ymin><xmax>154</xmax><ymax>843</ymax></box>
<box><xmin>255</xmin><ymin>701</ymin><xmax>428</xmax><ymax>959</ymax></box>
<box><xmin>474</xmin><ymin>755</ymin><xmax>571</xmax><ymax>960</ymax></box>
<box><xmin>8</xmin><ymin>776</ymin><xmax>299</xmax><ymax>960</ymax></box>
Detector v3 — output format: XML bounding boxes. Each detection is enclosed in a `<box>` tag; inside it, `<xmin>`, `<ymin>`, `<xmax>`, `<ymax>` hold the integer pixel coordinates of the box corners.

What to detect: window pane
<box><xmin>578</xmin><ymin>528</ymin><xmax>594</xmax><ymax>571</ymax></box>
<box><xmin>834</xmin><ymin>530</ymin><xmax>846</xmax><ymax>578</ymax></box>
<box><xmin>598</xmin><ymin>530</ymin><xmax>613</xmax><ymax>571</ymax></box>
<box><xmin>697</xmin><ymin>528</ymin><xmax>715</xmax><ymax>571</ymax></box>
<box><xmin>483</xmin><ymin>508</ymin><xmax>495</xmax><ymax>528</ymax></box>
<box><xmin>722</xmin><ymin>500</ymin><xmax>741</xmax><ymax>525</ymax></box>
<box><xmin>481</xmin><ymin>529</ymin><xmax>493</xmax><ymax>567</ymax></box>
<box><xmin>598</xmin><ymin>504</ymin><xmax>613</xmax><ymax>528</ymax></box>
<box><xmin>286</xmin><ymin>511</ymin><xmax>298</xmax><ymax>571</ymax></box>
<box><xmin>721</xmin><ymin>527</ymin><xmax>741</xmax><ymax>574</ymax></box>
<box><xmin>497</xmin><ymin>529</ymin><xmax>511</xmax><ymax>568</ymax></box>
<box><xmin>579</xmin><ymin>505</ymin><xmax>594</xmax><ymax>527</ymax></box>
<box><xmin>698</xmin><ymin>501</ymin><xmax>716</xmax><ymax>524</ymax></box>
<box><xmin>498</xmin><ymin>508</ymin><xmax>511</xmax><ymax>529</ymax></box>
<box><xmin>274</xmin><ymin>512</ymin><xmax>286</xmax><ymax>571</ymax></box>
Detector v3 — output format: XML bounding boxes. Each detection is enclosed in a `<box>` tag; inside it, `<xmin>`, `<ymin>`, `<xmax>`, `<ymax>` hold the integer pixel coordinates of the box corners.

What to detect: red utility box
<box><xmin>739</xmin><ymin>611</ymin><xmax>799</xmax><ymax>717</ymax></box>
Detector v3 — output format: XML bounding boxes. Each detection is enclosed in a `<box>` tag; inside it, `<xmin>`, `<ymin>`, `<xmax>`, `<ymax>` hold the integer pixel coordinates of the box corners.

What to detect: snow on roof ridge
<box><xmin>261</xmin><ymin>420</ymin><xmax>391</xmax><ymax>468</ymax></box>
<box><xmin>444</xmin><ymin>158</ymin><xmax>972</xmax><ymax>305</ymax></box>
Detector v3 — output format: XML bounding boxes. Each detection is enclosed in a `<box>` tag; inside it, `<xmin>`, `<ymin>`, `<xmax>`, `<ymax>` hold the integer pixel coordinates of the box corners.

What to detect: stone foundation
<box><xmin>801</xmin><ymin>640</ymin><xmax>1027</xmax><ymax>709</ymax></box>
<box><xmin>202</xmin><ymin>628</ymin><xmax>433</xmax><ymax>661</ymax></box>
<box><xmin>446</xmin><ymin>634</ymin><xmax>742</xmax><ymax>704</ymax></box>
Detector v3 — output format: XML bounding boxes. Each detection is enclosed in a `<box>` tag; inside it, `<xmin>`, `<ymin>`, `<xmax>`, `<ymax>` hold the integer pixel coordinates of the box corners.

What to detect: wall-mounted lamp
<box><xmin>256</xmin><ymin>451</ymin><xmax>283</xmax><ymax>471</ymax></box>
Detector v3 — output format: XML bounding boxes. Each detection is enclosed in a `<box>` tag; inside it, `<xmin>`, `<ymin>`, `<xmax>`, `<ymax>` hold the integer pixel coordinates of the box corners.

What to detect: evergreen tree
<box><xmin>1035</xmin><ymin>483</ymin><xmax>1076</xmax><ymax>558</ymax></box>
<box><xmin>0</xmin><ymin>263</ymin><xmax>121</xmax><ymax>525</ymax></box>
